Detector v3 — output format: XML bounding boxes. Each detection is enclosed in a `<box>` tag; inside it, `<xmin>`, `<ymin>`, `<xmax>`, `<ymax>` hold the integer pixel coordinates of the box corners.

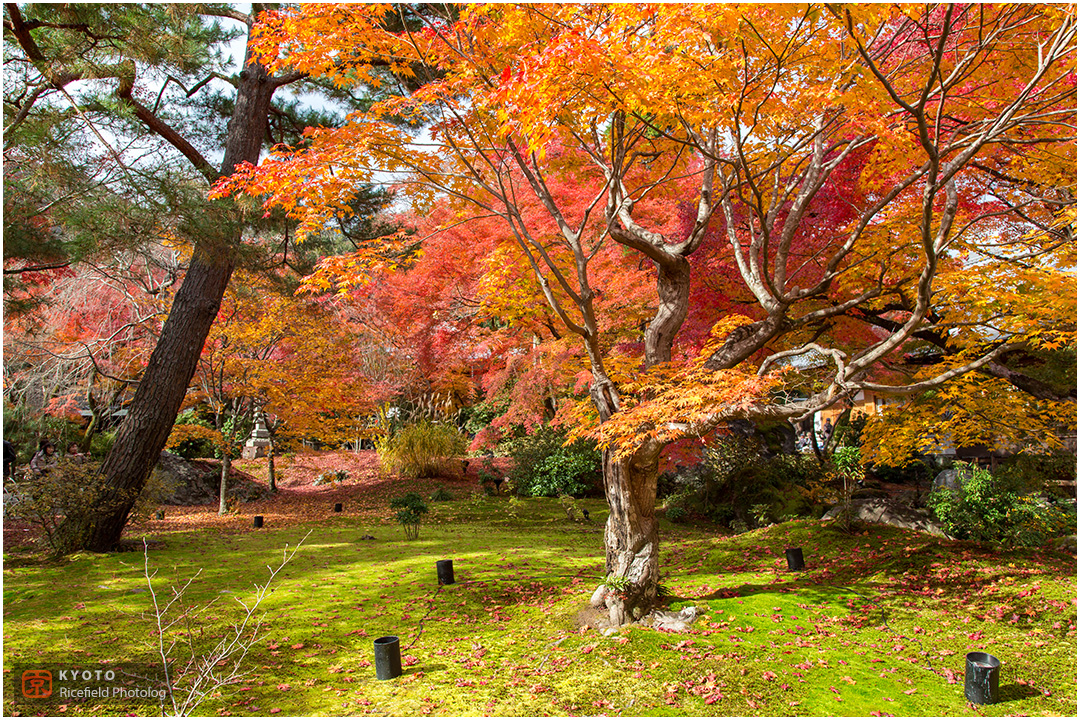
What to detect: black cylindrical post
<box><xmin>253</xmin><ymin>515</ymin><xmax>264</xmax><ymax>528</ymax></box>
<box><xmin>373</xmin><ymin>636</ymin><xmax>402</xmax><ymax>680</ymax></box>
<box><xmin>964</xmin><ymin>651</ymin><xmax>1000</xmax><ymax>705</ymax></box>
<box><xmin>436</xmin><ymin>559</ymin><xmax>455</xmax><ymax>586</ymax></box>
<box><xmin>785</xmin><ymin>547</ymin><xmax>805</xmax><ymax>571</ymax></box>
<box><xmin>334</xmin><ymin>503</ymin><xmax>343</xmax><ymax>512</ymax></box>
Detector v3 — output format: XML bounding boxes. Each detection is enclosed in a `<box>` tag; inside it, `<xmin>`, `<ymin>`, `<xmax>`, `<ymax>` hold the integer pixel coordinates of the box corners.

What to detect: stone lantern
<box><xmin>242</xmin><ymin>408</ymin><xmax>272</xmax><ymax>459</ymax></box>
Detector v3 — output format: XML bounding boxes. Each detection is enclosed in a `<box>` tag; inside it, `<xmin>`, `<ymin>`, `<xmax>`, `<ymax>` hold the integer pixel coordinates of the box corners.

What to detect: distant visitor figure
<box><xmin>30</xmin><ymin>440</ymin><xmax>58</xmax><ymax>474</ymax></box>
<box><xmin>3</xmin><ymin>440</ymin><xmax>15</xmax><ymax>478</ymax></box>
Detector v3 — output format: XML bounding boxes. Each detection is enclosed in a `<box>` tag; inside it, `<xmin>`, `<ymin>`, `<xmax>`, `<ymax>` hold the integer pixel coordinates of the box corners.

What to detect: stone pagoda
<box><xmin>242</xmin><ymin>408</ymin><xmax>272</xmax><ymax>459</ymax></box>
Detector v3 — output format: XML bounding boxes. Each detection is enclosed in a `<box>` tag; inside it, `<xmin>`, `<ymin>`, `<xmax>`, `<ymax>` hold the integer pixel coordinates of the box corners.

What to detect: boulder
<box><xmin>822</xmin><ymin>498</ymin><xmax>946</xmax><ymax>537</ymax></box>
<box><xmin>932</xmin><ymin>466</ymin><xmax>977</xmax><ymax>493</ymax></box>
<box><xmin>155</xmin><ymin>451</ymin><xmax>270</xmax><ymax>506</ymax></box>
<box><xmin>647</xmin><ymin>605</ymin><xmax>700</xmax><ymax>632</ymax></box>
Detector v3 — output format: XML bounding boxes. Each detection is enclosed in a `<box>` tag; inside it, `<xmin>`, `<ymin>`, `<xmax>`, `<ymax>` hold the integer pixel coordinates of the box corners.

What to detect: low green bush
<box><xmin>377</xmin><ymin>422</ymin><xmax>467</xmax><ymax>478</ymax></box>
<box><xmin>506</xmin><ymin>425</ymin><xmax>601</xmax><ymax>498</ymax></box>
<box><xmin>927</xmin><ymin>462</ymin><xmax>1077</xmax><ymax>547</ymax></box>
<box><xmin>390</xmin><ymin>492</ymin><xmax>428</xmax><ymax>540</ymax></box>
<box><xmin>687</xmin><ymin>435</ymin><xmax>829</xmax><ymax>529</ymax></box>
<box><xmin>9</xmin><ymin>458</ymin><xmax>175</xmax><ymax>555</ymax></box>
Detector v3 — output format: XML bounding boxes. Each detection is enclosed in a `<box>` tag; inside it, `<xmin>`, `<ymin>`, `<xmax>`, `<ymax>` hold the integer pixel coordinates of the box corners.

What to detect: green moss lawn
<box><xmin>3</xmin><ymin>459</ymin><xmax>1076</xmax><ymax>716</ymax></box>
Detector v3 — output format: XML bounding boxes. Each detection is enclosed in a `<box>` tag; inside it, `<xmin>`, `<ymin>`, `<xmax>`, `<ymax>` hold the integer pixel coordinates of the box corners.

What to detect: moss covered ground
<box><xmin>3</xmin><ymin>458</ymin><xmax>1076</xmax><ymax>717</ymax></box>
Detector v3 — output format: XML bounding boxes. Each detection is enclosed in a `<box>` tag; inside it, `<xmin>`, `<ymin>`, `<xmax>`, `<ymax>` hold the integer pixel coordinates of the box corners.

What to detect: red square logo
<box><xmin>22</xmin><ymin>670</ymin><xmax>52</xmax><ymax>698</ymax></box>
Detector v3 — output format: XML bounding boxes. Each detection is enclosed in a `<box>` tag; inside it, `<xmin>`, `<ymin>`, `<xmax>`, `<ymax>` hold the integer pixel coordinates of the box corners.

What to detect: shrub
<box><xmin>829</xmin><ymin>445</ymin><xmax>865</xmax><ymax>533</ymax></box>
<box><xmin>390</xmin><ymin>492</ymin><xmax>428</xmax><ymax>540</ymax></box>
<box><xmin>695</xmin><ymin>435</ymin><xmax>829</xmax><ymax>527</ymax></box>
<box><xmin>88</xmin><ymin>429</ymin><xmax>116</xmax><ymax>459</ymax></box>
<box><xmin>9</xmin><ymin>459</ymin><xmax>175</xmax><ymax>555</ymax></box>
<box><xmin>868</xmin><ymin>456</ymin><xmax>938</xmax><ymax>487</ymax></box>
<box><xmin>558</xmin><ymin>493</ymin><xmax>582</xmax><ymax>521</ymax></box>
<box><xmin>927</xmin><ymin>462</ymin><xmax>1077</xmax><ymax>547</ymax></box>
<box><xmin>506</xmin><ymin>425</ymin><xmax>601</xmax><ymax>497</ymax></box>
<box><xmin>665</xmin><ymin>506</ymin><xmax>688</xmax><ymax>524</ymax></box>
<box><xmin>995</xmin><ymin>452</ymin><xmax>1077</xmax><ymax>496</ymax></box>
<box><xmin>376</xmin><ymin>422</ymin><xmax>466</xmax><ymax>478</ymax></box>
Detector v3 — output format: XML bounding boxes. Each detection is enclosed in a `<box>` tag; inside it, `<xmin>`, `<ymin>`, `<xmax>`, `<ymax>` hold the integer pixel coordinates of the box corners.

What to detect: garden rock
<box><xmin>156</xmin><ymin>451</ymin><xmax>271</xmax><ymax>506</ymax></box>
<box><xmin>647</xmin><ymin>605</ymin><xmax>700</xmax><ymax>632</ymax></box>
<box><xmin>1056</xmin><ymin>535</ymin><xmax>1076</xmax><ymax>554</ymax></box>
<box><xmin>932</xmin><ymin>466</ymin><xmax>976</xmax><ymax>493</ymax></box>
<box><xmin>822</xmin><ymin>498</ymin><xmax>946</xmax><ymax>537</ymax></box>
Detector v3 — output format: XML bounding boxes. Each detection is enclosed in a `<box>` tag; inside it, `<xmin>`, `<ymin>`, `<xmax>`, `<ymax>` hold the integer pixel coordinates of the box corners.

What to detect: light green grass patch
<box><xmin>3</xmin><ymin>497</ymin><xmax>1076</xmax><ymax>717</ymax></box>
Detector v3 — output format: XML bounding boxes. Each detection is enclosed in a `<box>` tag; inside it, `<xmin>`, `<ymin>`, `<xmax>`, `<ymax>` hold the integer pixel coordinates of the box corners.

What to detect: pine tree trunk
<box><xmin>67</xmin><ymin>42</ymin><xmax>277</xmax><ymax>552</ymax></box>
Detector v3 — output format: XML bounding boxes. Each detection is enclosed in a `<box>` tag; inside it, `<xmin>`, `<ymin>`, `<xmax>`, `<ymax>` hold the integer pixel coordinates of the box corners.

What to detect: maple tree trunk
<box><xmin>268</xmin><ymin>447</ymin><xmax>277</xmax><ymax>493</ymax></box>
<box><xmin>594</xmin><ymin>257</ymin><xmax>689</xmax><ymax>625</ymax></box>
<box><xmin>601</xmin><ymin>443</ymin><xmax>662</xmax><ymax>626</ymax></box>
<box><xmin>63</xmin><ymin>52</ymin><xmax>277</xmax><ymax>552</ymax></box>
<box><xmin>219</xmin><ymin>452</ymin><xmax>231</xmax><ymax>516</ymax></box>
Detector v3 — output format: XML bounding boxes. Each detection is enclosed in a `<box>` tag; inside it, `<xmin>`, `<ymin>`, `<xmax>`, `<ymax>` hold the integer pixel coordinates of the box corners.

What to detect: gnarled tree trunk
<box><xmin>601</xmin><ymin>442</ymin><xmax>663</xmax><ymax>626</ymax></box>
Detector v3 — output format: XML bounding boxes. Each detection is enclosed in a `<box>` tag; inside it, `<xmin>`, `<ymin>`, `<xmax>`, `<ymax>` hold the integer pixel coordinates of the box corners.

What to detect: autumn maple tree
<box><xmin>219</xmin><ymin>4</ymin><xmax>1076</xmax><ymax>625</ymax></box>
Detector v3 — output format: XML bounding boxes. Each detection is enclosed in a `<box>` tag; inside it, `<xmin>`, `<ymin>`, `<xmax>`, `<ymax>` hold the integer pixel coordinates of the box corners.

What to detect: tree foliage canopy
<box><xmin>220</xmin><ymin>3</ymin><xmax>1076</xmax><ymax>460</ymax></box>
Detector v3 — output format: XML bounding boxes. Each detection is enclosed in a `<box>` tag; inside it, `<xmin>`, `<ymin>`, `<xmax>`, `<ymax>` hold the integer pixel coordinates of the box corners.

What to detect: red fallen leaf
<box><xmin>942</xmin><ymin>668</ymin><xmax>958</xmax><ymax>685</ymax></box>
<box><xmin>903</xmin><ymin>689</ymin><xmax>917</xmax><ymax>695</ymax></box>
<box><xmin>580</xmin><ymin>644</ymin><xmax>596</xmax><ymax>654</ymax></box>
<box><xmin>402</xmin><ymin>655</ymin><xmax>419</xmax><ymax>667</ymax></box>
<box><xmin>290</xmin><ymin>643</ymin><xmax>305</xmax><ymax>650</ymax></box>
<box><xmin>277</xmin><ymin>684</ymin><xmax>291</xmax><ymax>691</ymax></box>
<box><xmin>74</xmin><ymin>603</ymin><xmax>86</xmax><ymax>610</ymax></box>
<box><xmin>267</xmin><ymin>643</ymin><xmax>280</xmax><ymax>650</ymax></box>
<box><xmin>269</xmin><ymin>709</ymin><xmax>281</xmax><ymax>714</ymax></box>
